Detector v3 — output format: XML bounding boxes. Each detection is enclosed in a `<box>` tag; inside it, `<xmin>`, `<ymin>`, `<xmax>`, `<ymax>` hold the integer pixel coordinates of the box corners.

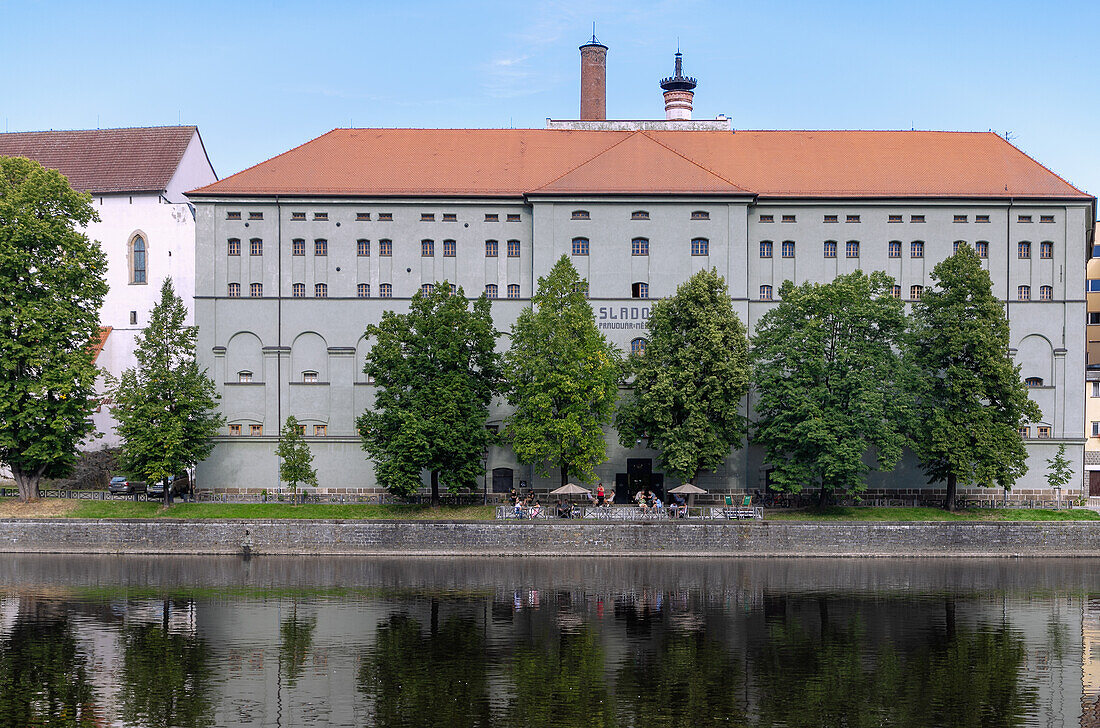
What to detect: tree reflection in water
<box><xmin>0</xmin><ymin>604</ymin><xmax>97</xmax><ymax>727</ymax></box>
<box><xmin>279</xmin><ymin>606</ymin><xmax>317</xmax><ymax>688</ymax></box>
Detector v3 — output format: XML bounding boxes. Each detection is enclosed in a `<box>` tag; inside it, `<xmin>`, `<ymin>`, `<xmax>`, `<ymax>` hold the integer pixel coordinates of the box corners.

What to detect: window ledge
<box><xmin>289</xmin><ymin>381</ymin><xmax>331</xmax><ymax>386</ymax></box>
<box><xmin>225</xmin><ymin>381</ymin><xmax>265</xmax><ymax>386</ymax></box>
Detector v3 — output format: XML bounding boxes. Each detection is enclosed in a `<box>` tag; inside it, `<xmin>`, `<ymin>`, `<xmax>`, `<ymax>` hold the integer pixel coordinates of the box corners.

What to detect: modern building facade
<box><xmin>0</xmin><ymin>126</ymin><xmax>217</xmax><ymax>447</ymax></box>
<box><xmin>187</xmin><ymin>50</ymin><xmax>1094</xmax><ymax>502</ymax></box>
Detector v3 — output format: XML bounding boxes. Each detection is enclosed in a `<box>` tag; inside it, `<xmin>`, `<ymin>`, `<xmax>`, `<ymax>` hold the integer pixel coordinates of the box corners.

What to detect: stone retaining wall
<box><xmin>0</xmin><ymin>519</ymin><xmax>1098</xmax><ymax>557</ymax></box>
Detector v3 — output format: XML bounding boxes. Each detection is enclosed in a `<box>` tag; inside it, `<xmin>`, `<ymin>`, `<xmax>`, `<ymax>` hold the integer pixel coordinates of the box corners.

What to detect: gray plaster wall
<box><xmin>192</xmin><ymin>195</ymin><xmax>1090</xmax><ymax>496</ymax></box>
<box><xmin>3</xmin><ymin>519</ymin><xmax>1100</xmax><ymax>557</ymax></box>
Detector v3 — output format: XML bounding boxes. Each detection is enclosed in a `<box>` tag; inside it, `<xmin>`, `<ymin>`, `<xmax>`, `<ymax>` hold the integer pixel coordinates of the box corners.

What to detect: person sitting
<box><xmin>530</xmin><ymin>499</ymin><xmax>542</xmax><ymax>518</ymax></box>
<box><xmin>635</xmin><ymin>489</ymin><xmax>649</xmax><ymax>514</ymax></box>
<box><xmin>556</xmin><ymin>499</ymin><xmax>570</xmax><ymax>518</ymax></box>
<box><xmin>651</xmin><ymin>493</ymin><xmax>664</xmax><ymax>515</ymax></box>
<box><xmin>671</xmin><ymin>493</ymin><xmax>687</xmax><ymax>518</ymax></box>
<box><xmin>513</xmin><ymin>495</ymin><xmax>524</xmax><ymax>518</ymax></box>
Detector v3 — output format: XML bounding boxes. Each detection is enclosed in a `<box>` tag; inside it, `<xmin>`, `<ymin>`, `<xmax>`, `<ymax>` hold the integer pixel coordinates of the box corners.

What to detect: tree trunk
<box><xmin>944</xmin><ymin>473</ymin><xmax>957</xmax><ymax>511</ymax></box>
<box><xmin>12</xmin><ymin>467</ymin><xmax>43</xmax><ymax>503</ymax></box>
<box><xmin>560</xmin><ymin>464</ymin><xmax>568</xmax><ymax>489</ymax></box>
<box><xmin>163</xmin><ymin>478</ymin><xmax>170</xmax><ymax>508</ymax></box>
<box><xmin>430</xmin><ymin>470</ymin><xmax>440</xmax><ymax>508</ymax></box>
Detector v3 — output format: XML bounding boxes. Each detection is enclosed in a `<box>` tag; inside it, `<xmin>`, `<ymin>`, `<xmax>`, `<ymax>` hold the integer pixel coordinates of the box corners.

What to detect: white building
<box><xmin>0</xmin><ymin>126</ymin><xmax>217</xmax><ymax>447</ymax></box>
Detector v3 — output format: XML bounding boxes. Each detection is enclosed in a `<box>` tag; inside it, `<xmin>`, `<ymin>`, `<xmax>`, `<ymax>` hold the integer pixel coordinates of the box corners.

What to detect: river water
<box><xmin>1</xmin><ymin>555</ymin><xmax>1098</xmax><ymax>727</ymax></box>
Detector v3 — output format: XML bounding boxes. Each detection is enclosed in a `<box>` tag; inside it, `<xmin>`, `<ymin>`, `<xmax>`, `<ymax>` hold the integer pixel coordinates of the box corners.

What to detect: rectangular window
<box><xmin>303</xmin><ymin>371</ymin><xmax>318</xmax><ymax>383</ymax></box>
<box><xmin>442</xmin><ymin>213</ymin><xmax>457</xmax><ymax>222</ymax></box>
<box><xmin>953</xmin><ymin>215</ymin><xmax>967</xmax><ymax>223</ymax></box>
<box><xmin>1018</xmin><ymin>215</ymin><xmax>1032</xmax><ymax>223</ymax></box>
<box><xmin>1037</xmin><ymin>426</ymin><xmax>1051</xmax><ymax>439</ymax></box>
<box><xmin>910</xmin><ymin>285</ymin><xmax>923</xmax><ymax>300</ymax></box>
<box><xmin>293</xmin><ymin>283</ymin><xmax>305</xmax><ymax>297</ymax></box>
<box><xmin>485</xmin><ymin>213</ymin><xmax>499</xmax><ymax>222</ymax></box>
<box><xmin>314</xmin><ymin>425</ymin><xmax>327</xmax><ymax>437</ymax></box>
<box><xmin>691</xmin><ymin>238</ymin><xmax>709</xmax><ymax>256</ymax></box>
<box><xmin>846</xmin><ymin>241</ymin><xmax>860</xmax><ymax>258</ymax></box>
<box><xmin>846</xmin><ymin>215</ymin><xmax>860</xmax><ymax>223</ymax></box>
<box><xmin>888</xmin><ymin>214</ymin><xmax>902</xmax><ymax>223</ymax></box>
<box><xmin>377</xmin><ymin>212</ymin><xmax>393</xmax><ymax>221</ymax></box>
<box><xmin>571</xmin><ymin>210</ymin><xmax>590</xmax><ymax>220</ymax></box>
<box><xmin>976</xmin><ymin>215</ymin><xmax>990</xmax><ymax>223</ymax></box>
<box><xmin>911</xmin><ymin>215</ymin><xmax>925</xmax><ymax>223</ymax></box>
<box><xmin>507</xmin><ymin>240</ymin><xmax>521</xmax><ymax>257</ymax></box>
<box><xmin>249</xmin><ymin>212</ymin><xmax>263</xmax><ymax>220</ymax></box>
<box><xmin>781</xmin><ymin>214</ymin><xmax>796</xmax><ymax>223</ymax></box>
<box><xmin>357</xmin><ymin>283</ymin><xmax>370</xmax><ymax>298</ymax></box>
<box><xmin>226</xmin><ymin>211</ymin><xmax>241</xmax><ymax>220</ymax></box>
<box><xmin>824</xmin><ymin>241</ymin><xmax>837</xmax><ymax>258</ymax></box>
<box><xmin>1093</xmin><ymin>421</ymin><xmax>1100</xmax><ymax>437</ymax></box>
<box><xmin>911</xmin><ymin>241</ymin><xmax>924</xmax><ymax>258</ymax></box>
<box><xmin>291</xmin><ymin>212</ymin><xmax>306</xmax><ymax>221</ymax></box>
<box><xmin>759</xmin><ymin>285</ymin><xmax>773</xmax><ymax>301</ymax></box>
<box><xmin>691</xmin><ymin>211</ymin><xmax>709</xmax><ymax>220</ymax></box>
<box><xmin>227</xmin><ymin>239</ymin><xmax>240</xmax><ymax>256</ymax></box>
<box><xmin>357</xmin><ymin>240</ymin><xmax>370</xmax><ymax>256</ymax></box>
<box><xmin>759</xmin><ymin>215</ymin><xmax>774</xmax><ymax>223</ymax></box>
<box><xmin>976</xmin><ymin>241</ymin><xmax>989</xmax><ymax>258</ymax></box>
<box><xmin>421</xmin><ymin>240</ymin><xmax>434</xmax><ymax>257</ymax></box>
<box><xmin>1093</xmin><ymin>381</ymin><xmax>1100</xmax><ymax>397</ymax></box>
<box><xmin>315</xmin><ymin>283</ymin><xmax>328</xmax><ymax>298</ymax></box>
<box><xmin>315</xmin><ymin>239</ymin><xmax>327</xmax><ymax>256</ymax></box>
<box><xmin>379</xmin><ymin>283</ymin><xmax>392</xmax><ymax>298</ymax></box>
<box><xmin>1090</xmin><ymin>312</ymin><xmax>1100</xmax><ymax>325</ymax></box>
<box><xmin>443</xmin><ymin>240</ymin><xmax>456</xmax><ymax>257</ymax></box>
<box><xmin>507</xmin><ymin>284</ymin><xmax>520</xmax><ymax>299</ymax></box>
<box><xmin>250</xmin><ymin>424</ymin><xmax>263</xmax><ymax>437</ymax></box>
<box><xmin>1018</xmin><ymin>285</ymin><xmax>1031</xmax><ymax>301</ymax></box>
<box><xmin>313</xmin><ymin>212</ymin><xmax>328</xmax><ymax>221</ymax></box>
<box><xmin>823</xmin><ymin>214</ymin><xmax>838</xmax><ymax>223</ymax></box>
<box><xmin>1088</xmin><ymin>280</ymin><xmax>1100</xmax><ymax>292</ymax></box>
<box><xmin>227</xmin><ymin>283</ymin><xmax>241</xmax><ymax>298</ymax></box>
<box><xmin>759</xmin><ymin>241</ymin><xmax>773</xmax><ymax>258</ymax></box>
<box><xmin>356</xmin><ymin>212</ymin><xmax>371</xmax><ymax>221</ymax></box>
<box><xmin>292</xmin><ymin>239</ymin><xmax>305</xmax><ymax>256</ymax></box>
<box><xmin>379</xmin><ymin>239</ymin><xmax>392</xmax><ymax>256</ymax></box>
<box><xmin>229</xmin><ymin>424</ymin><xmax>241</xmax><ymax>436</ymax></box>
<box><xmin>1039</xmin><ymin>285</ymin><xmax>1053</xmax><ymax>301</ymax></box>
<box><xmin>485</xmin><ymin>284</ymin><xmax>498</xmax><ymax>299</ymax></box>
<box><xmin>1040</xmin><ymin>241</ymin><xmax>1053</xmax><ymax>259</ymax></box>
<box><xmin>782</xmin><ymin>241</ymin><xmax>795</xmax><ymax>258</ymax></box>
<box><xmin>421</xmin><ymin>213</ymin><xmax>435</xmax><ymax>222</ymax></box>
<box><xmin>632</xmin><ymin>210</ymin><xmax>650</xmax><ymax>220</ymax></box>
<box><xmin>1018</xmin><ymin>241</ymin><xmax>1031</xmax><ymax>259</ymax></box>
<box><xmin>485</xmin><ymin>240</ymin><xmax>499</xmax><ymax>257</ymax></box>
<box><xmin>1040</xmin><ymin>215</ymin><xmax>1055</xmax><ymax>223</ymax></box>
<box><xmin>250</xmin><ymin>283</ymin><xmax>263</xmax><ymax>297</ymax></box>
<box><xmin>572</xmin><ymin>238</ymin><xmax>590</xmax><ymax>256</ymax></box>
<box><xmin>632</xmin><ymin>282</ymin><xmax>649</xmax><ymax>299</ymax></box>
<box><xmin>250</xmin><ymin>239</ymin><xmax>263</xmax><ymax>256</ymax></box>
<box><xmin>507</xmin><ymin>213</ymin><xmax>522</xmax><ymax>222</ymax></box>
<box><xmin>888</xmin><ymin>241</ymin><xmax>901</xmax><ymax>258</ymax></box>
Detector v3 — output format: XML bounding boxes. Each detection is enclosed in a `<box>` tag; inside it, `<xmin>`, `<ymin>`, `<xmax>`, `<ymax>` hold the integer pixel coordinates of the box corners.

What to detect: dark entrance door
<box><xmin>492</xmin><ymin>468</ymin><xmax>514</xmax><ymax>494</ymax></box>
<box><xmin>1090</xmin><ymin>471</ymin><xmax>1100</xmax><ymax>497</ymax></box>
<box><xmin>627</xmin><ymin>459</ymin><xmax>652</xmax><ymax>500</ymax></box>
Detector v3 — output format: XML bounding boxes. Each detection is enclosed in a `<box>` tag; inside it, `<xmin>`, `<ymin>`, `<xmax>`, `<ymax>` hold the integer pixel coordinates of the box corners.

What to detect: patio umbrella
<box><xmin>668</xmin><ymin>483</ymin><xmax>707</xmax><ymax>508</ymax></box>
<box><xmin>550</xmin><ymin>483</ymin><xmax>591</xmax><ymax>496</ymax></box>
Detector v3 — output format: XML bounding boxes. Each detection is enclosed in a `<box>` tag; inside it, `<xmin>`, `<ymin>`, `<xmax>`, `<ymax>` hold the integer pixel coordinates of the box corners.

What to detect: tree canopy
<box><xmin>616</xmin><ymin>268</ymin><xmax>750</xmax><ymax>483</ymax></box>
<box><xmin>907</xmin><ymin>243</ymin><xmax>1040</xmax><ymax>509</ymax></box>
<box><xmin>112</xmin><ymin>278</ymin><xmax>223</xmax><ymax>502</ymax></box>
<box><xmin>0</xmin><ymin>156</ymin><xmax>108</xmax><ymax>501</ymax></box>
<box><xmin>357</xmin><ymin>282</ymin><xmax>501</xmax><ymax>505</ymax></box>
<box><xmin>276</xmin><ymin>415</ymin><xmax>318</xmax><ymax>500</ymax></box>
<box><xmin>503</xmin><ymin>256</ymin><xmax>622</xmax><ymax>487</ymax></box>
<box><xmin>752</xmin><ymin>270</ymin><xmax>910</xmax><ymax>500</ymax></box>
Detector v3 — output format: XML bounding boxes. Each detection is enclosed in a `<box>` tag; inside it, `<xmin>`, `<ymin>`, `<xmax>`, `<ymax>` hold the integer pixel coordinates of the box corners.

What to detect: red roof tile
<box><xmin>0</xmin><ymin>126</ymin><xmax>197</xmax><ymax>195</ymax></box>
<box><xmin>89</xmin><ymin>327</ymin><xmax>111</xmax><ymax>364</ymax></box>
<box><xmin>188</xmin><ymin>128</ymin><xmax>1090</xmax><ymax>200</ymax></box>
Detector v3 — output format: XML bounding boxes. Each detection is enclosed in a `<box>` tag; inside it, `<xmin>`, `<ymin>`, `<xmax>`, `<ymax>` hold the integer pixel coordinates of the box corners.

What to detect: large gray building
<box><xmin>187</xmin><ymin>48</ymin><xmax>1095</xmax><ymax>502</ymax></box>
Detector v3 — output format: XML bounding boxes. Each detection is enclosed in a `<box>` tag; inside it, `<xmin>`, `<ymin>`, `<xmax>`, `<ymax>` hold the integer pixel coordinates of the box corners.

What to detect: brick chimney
<box><xmin>579</xmin><ymin>36</ymin><xmax>608</xmax><ymax>121</ymax></box>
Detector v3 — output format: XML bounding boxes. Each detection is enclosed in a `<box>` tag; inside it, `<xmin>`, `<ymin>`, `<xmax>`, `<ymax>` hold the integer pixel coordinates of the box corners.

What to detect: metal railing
<box><xmin>496</xmin><ymin>505</ymin><xmax>763</xmax><ymax>521</ymax></box>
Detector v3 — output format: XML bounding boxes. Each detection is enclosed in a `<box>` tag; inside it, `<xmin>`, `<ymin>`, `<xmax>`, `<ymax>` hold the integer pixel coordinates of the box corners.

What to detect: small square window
<box><xmin>250</xmin><ymin>424</ymin><xmax>263</xmax><ymax>437</ymax></box>
<box><xmin>379</xmin><ymin>239</ymin><xmax>392</xmax><ymax>256</ymax></box>
<box><xmin>976</xmin><ymin>241</ymin><xmax>989</xmax><ymax>258</ymax></box>
<box><xmin>250</xmin><ymin>239</ymin><xmax>263</xmax><ymax>256</ymax></box>
<box><xmin>421</xmin><ymin>213</ymin><xmax>435</xmax><ymax>222</ymax></box>
<box><xmin>691</xmin><ymin>238</ymin><xmax>709</xmax><ymax>256</ymax></box>
<box><xmin>485</xmin><ymin>284</ymin><xmax>499</xmax><ymax>299</ymax></box>
<box><xmin>1018</xmin><ymin>285</ymin><xmax>1031</xmax><ymax>301</ymax></box>
<box><xmin>315</xmin><ymin>239</ymin><xmax>328</xmax><ymax>256</ymax></box>
<box><xmin>910</xmin><ymin>285</ymin><xmax>923</xmax><ymax>300</ymax></box>
<box><xmin>1018</xmin><ymin>241</ymin><xmax>1031</xmax><ymax>259</ymax></box>
<box><xmin>631</xmin><ymin>210</ymin><xmax>650</xmax><ymax>220</ymax></box>
<box><xmin>1093</xmin><ymin>420</ymin><xmax>1100</xmax><ymax>437</ymax></box>
<box><xmin>1040</xmin><ymin>241</ymin><xmax>1053</xmax><ymax>259</ymax></box>
<box><xmin>1018</xmin><ymin>426</ymin><xmax>1030</xmax><ymax>439</ymax></box>
<box><xmin>313</xmin><ymin>212</ymin><xmax>328</xmax><ymax>221</ymax></box>
<box><xmin>759</xmin><ymin>215</ymin><xmax>774</xmax><ymax>223</ymax></box>
<box><xmin>485</xmin><ymin>213</ymin><xmax>499</xmax><ymax>222</ymax></box>
<box><xmin>823</xmin><ymin>215</ymin><xmax>838</xmax><ymax>223</ymax></box>
<box><xmin>227</xmin><ymin>283</ymin><xmax>241</xmax><ymax>298</ymax></box>
<box><xmin>1040</xmin><ymin>215</ymin><xmax>1055</xmax><ymax>223</ymax></box>
<box><xmin>421</xmin><ymin>240</ymin><xmax>434</xmax><ymax>257</ymax></box>
<box><xmin>250</xmin><ymin>282</ymin><xmax>263</xmax><ymax>297</ymax></box>
<box><xmin>824</xmin><ymin>241</ymin><xmax>837</xmax><ymax>258</ymax></box>
<box><xmin>507</xmin><ymin>240</ymin><xmax>521</xmax><ymax>257</ymax></box>
<box><xmin>291</xmin><ymin>212</ymin><xmax>306</xmax><ymax>221</ymax></box>
<box><xmin>891</xmin><ymin>285</ymin><xmax>901</xmax><ymax>299</ymax></box>
<box><xmin>1039</xmin><ymin>285</ymin><xmax>1053</xmax><ymax>301</ymax></box>
<box><xmin>888</xmin><ymin>214</ymin><xmax>903</xmax><ymax>223</ymax></box>
<box><xmin>379</xmin><ymin>283</ymin><xmax>392</xmax><ymax>298</ymax></box>
<box><xmin>227</xmin><ymin>239</ymin><xmax>241</xmax><ymax>256</ymax></box>
<box><xmin>315</xmin><ymin>283</ymin><xmax>328</xmax><ymax>298</ymax></box>
<box><xmin>443</xmin><ymin>240</ymin><xmax>456</xmax><ymax>257</ymax></box>
<box><xmin>507</xmin><ymin>214</ymin><xmax>521</xmax><ymax>222</ymax></box>
<box><xmin>632</xmin><ymin>282</ymin><xmax>649</xmax><ymax>299</ymax></box>
<box><xmin>953</xmin><ymin>215</ymin><xmax>967</xmax><ymax>223</ymax></box>
<box><xmin>691</xmin><ymin>211</ymin><xmax>709</xmax><ymax>220</ymax></box>
<box><xmin>1037</xmin><ymin>426</ymin><xmax>1051</xmax><ymax>439</ymax></box>
<box><xmin>572</xmin><ymin>238</ymin><xmax>589</xmax><ymax>256</ymax></box>
<box><xmin>303</xmin><ymin>371</ymin><xmax>318</xmax><ymax>383</ymax></box>
<box><xmin>292</xmin><ymin>239</ymin><xmax>305</xmax><ymax>256</ymax></box>
<box><xmin>357</xmin><ymin>283</ymin><xmax>370</xmax><ymax>298</ymax></box>
<box><xmin>486</xmin><ymin>240</ymin><xmax>499</xmax><ymax>257</ymax></box>
<box><xmin>377</xmin><ymin>212</ymin><xmax>393</xmax><ymax>221</ymax></box>
<box><xmin>421</xmin><ymin>283</ymin><xmax>434</xmax><ymax>295</ymax></box>
<box><xmin>356</xmin><ymin>212</ymin><xmax>370</xmax><ymax>221</ymax></box>
<box><xmin>442</xmin><ymin>213</ymin><xmax>457</xmax><ymax>222</ymax></box>
<box><xmin>845</xmin><ymin>241</ymin><xmax>860</xmax><ymax>258</ymax></box>
<box><xmin>888</xmin><ymin>241</ymin><xmax>901</xmax><ymax>258</ymax></box>
<box><xmin>1018</xmin><ymin>215</ymin><xmax>1032</xmax><ymax>223</ymax></box>
<box><xmin>782</xmin><ymin>241</ymin><xmax>795</xmax><ymax>258</ymax></box>
<box><xmin>781</xmin><ymin>214</ymin><xmax>796</xmax><ymax>223</ymax></box>
<box><xmin>229</xmin><ymin>424</ymin><xmax>241</xmax><ymax>436</ymax></box>
<box><xmin>571</xmin><ymin>210</ymin><xmax>590</xmax><ymax>220</ymax></box>
<box><xmin>293</xmin><ymin>283</ymin><xmax>305</xmax><ymax>297</ymax></box>
<box><xmin>911</xmin><ymin>241</ymin><xmax>924</xmax><ymax>258</ymax></box>
<box><xmin>911</xmin><ymin>215</ymin><xmax>925</xmax><ymax>223</ymax></box>
<box><xmin>357</xmin><ymin>240</ymin><xmax>370</xmax><ymax>256</ymax></box>
<box><xmin>976</xmin><ymin>215</ymin><xmax>990</xmax><ymax>223</ymax></box>
<box><xmin>759</xmin><ymin>285</ymin><xmax>773</xmax><ymax>301</ymax></box>
<box><xmin>759</xmin><ymin>241</ymin><xmax>773</xmax><ymax>258</ymax></box>
<box><xmin>129</xmin><ymin>311</ymin><xmax>137</xmax><ymax>325</ymax></box>
<box><xmin>507</xmin><ymin>284</ymin><xmax>520</xmax><ymax>299</ymax></box>
<box><xmin>249</xmin><ymin>211</ymin><xmax>263</xmax><ymax>220</ymax></box>
<box><xmin>226</xmin><ymin>211</ymin><xmax>241</xmax><ymax>220</ymax></box>
<box><xmin>846</xmin><ymin>215</ymin><xmax>860</xmax><ymax>223</ymax></box>
<box><xmin>314</xmin><ymin>425</ymin><xmax>327</xmax><ymax>437</ymax></box>
<box><xmin>1092</xmin><ymin>381</ymin><xmax>1100</xmax><ymax>397</ymax></box>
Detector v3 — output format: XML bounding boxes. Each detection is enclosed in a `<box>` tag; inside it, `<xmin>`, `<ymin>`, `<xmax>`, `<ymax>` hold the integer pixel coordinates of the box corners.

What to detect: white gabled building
<box><xmin>0</xmin><ymin>126</ymin><xmax>217</xmax><ymax>447</ymax></box>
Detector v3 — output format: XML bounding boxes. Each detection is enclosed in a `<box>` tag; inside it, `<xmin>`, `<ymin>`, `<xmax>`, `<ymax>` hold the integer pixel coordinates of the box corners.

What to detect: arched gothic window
<box><xmin>130</xmin><ymin>233</ymin><xmax>147</xmax><ymax>284</ymax></box>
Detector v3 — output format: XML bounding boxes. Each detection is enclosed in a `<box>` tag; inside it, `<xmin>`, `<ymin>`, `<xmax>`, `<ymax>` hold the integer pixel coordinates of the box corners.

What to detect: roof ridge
<box><xmin>0</xmin><ymin>125</ymin><xmax>198</xmax><ymax>135</ymax></box>
<box><xmin>529</xmin><ymin>131</ymin><xmax>637</xmax><ymax>192</ymax></box>
<box><xmin>640</xmin><ymin>131</ymin><xmax>750</xmax><ymax>192</ymax></box>
<box><xmin>190</xmin><ymin>129</ymin><xmax>344</xmax><ymax>195</ymax></box>
<box><xmin>987</xmin><ymin>131</ymin><xmax>1088</xmax><ymax>197</ymax></box>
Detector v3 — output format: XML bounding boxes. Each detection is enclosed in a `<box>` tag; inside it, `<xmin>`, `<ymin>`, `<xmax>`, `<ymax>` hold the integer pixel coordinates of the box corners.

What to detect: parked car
<box><xmin>147</xmin><ymin>473</ymin><xmax>190</xmax><ymax>500</ymax></box>
<box><xmin>108</xmin><ymin>477</ymin><xmax>146</xmax><ymax>496</ymax></box>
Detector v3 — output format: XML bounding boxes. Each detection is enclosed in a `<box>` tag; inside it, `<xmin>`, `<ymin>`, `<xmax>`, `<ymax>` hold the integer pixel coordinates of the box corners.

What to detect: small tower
<box><xmin>579</xmin><ymin>34</ymin><xmax>608</xmax><ymax>121</ymax></box>
<box><xmin>660</xmin><ymin>51</ymin><xmax>697</xmax><ymax>120</ymax></box>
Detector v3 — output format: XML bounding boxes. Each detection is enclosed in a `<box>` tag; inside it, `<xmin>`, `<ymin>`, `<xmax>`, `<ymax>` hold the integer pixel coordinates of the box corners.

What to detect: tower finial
<box><xmin>660</xmin><ymin>49</ymin><xmax>696</xmax><ymax>120</ymax></box>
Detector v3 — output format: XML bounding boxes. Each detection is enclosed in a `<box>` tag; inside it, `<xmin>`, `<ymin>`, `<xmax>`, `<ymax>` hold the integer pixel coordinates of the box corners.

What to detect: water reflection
<box><xmin>0</xmin><ymin>556</ymin><xmax>1095</xmax><ymax>727</ymax></box>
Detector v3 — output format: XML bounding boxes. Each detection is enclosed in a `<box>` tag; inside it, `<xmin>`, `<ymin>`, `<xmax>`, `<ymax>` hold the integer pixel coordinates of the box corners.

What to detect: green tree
<box><xmin>908</xmin><ymin>244</ymin><xmax>1040</xmax><ymax>510</ymax></box>
<box><xmin>111</xmin><ymin>278</ymin><xmax>223</xmax><ymax>505</ymax></box>
<box><xmin>752</xmin><ymin>271</ymin><xmax>910</xmax><ymax>502</ymax></box>
<box><xmin>1045</xmin><ymin>443</ymin><xmax>1074</xmax><ymax>499</ymax></box>
<box><xmin>0</xmin><ymin>156</ymin><xmax>107</xmax><ymax>502</ymax></box>
<box><xmin>276</xmin><ymin>415</ymin><xmax>317</xmax><ymax>503</ymax></box>
<box><xmin>357</xmin><ymin>282</ymin><xmax>501</xmax><ymax>506</ymax></box>
<box><xmin>616</xmin><ymin>268</ymin><xmax>750</xmax><ymax>483</ymax></box>
<box><xmin>503</xmin><ymin>256</ymin><xmax>622</xmax><ymax>487</ymax></box>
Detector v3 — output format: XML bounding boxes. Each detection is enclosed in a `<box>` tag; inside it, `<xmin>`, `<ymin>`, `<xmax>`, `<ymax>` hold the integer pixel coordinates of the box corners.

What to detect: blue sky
<box><xmin>3</xmin><ymin>0</ymin><xmax>1098</xmax><ymax>198</ymax></box>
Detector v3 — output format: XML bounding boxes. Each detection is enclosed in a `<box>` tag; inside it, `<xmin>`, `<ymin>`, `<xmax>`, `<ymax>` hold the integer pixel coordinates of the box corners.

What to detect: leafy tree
<box><xmin>616</xmin><ymin>268</ymin><xmax>750</xmax><ymax>483</ymax></box>
<box><xmin>907</xmin><ymin>244</ymin><xmax>1041</xmax><ymax>510</ymax></box>
<box><xmin>111</xmin><ymin>278</ymin><xmax>223</xmax><ymax>505</ymax></box>
<box><xmin>357</xmin><ymin>282</ymin><xmax>501</xmax><ymax>506</ymax></box>
<box><xmin>752</xmin><ymin>271</ymin><xmax>910</xmax><ymax>502</ymax></box>
<box><xmin>503</xmin><ymin>256</ymin><xmax>622</xmax><ymax>487</ymax></box>
<box><xmin>0</xmin><ymin>156</ymin><xmax>107</xmax><ymax>502</ymax></box>
<box><xmin>1045</xmin><ymin>443</ymin><xmax>1074</xmax><ymax>499</ymax></box>
<box><xmin>276</xmin><ymin>415</ymin><xmax>317</xmax><ymax>503</ymax></box>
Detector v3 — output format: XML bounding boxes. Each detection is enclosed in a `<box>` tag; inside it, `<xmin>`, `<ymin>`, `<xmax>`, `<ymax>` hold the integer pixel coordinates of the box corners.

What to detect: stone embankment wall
<box><xmin>0</xmin><ymin>520</ymin><xmax>1098</xmax><ymax>556</ymax></box>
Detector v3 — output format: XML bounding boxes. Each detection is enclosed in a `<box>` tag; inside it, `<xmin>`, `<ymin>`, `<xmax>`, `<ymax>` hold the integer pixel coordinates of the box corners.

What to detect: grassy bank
<box><xmin>765</xmin><ymin>506</ymin><xmax>1100</xmax><ymax>522</ymax></box>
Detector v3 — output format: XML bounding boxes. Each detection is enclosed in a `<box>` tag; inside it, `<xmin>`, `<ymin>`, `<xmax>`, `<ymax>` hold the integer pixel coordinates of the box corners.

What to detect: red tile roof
<box><xmin>188</xmin><ymin>128</ymin><xmax>1090</xmax><ymax>200</ymax></box>
<box><xmin>89</xmin><ymin>327</ymin><xmax>111</xmax><ymax>364</ymax></box>
<box><xmin>0</xmin><ymin>126</ymin><xmax>197</xmax><ymax>195</ymax></box>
